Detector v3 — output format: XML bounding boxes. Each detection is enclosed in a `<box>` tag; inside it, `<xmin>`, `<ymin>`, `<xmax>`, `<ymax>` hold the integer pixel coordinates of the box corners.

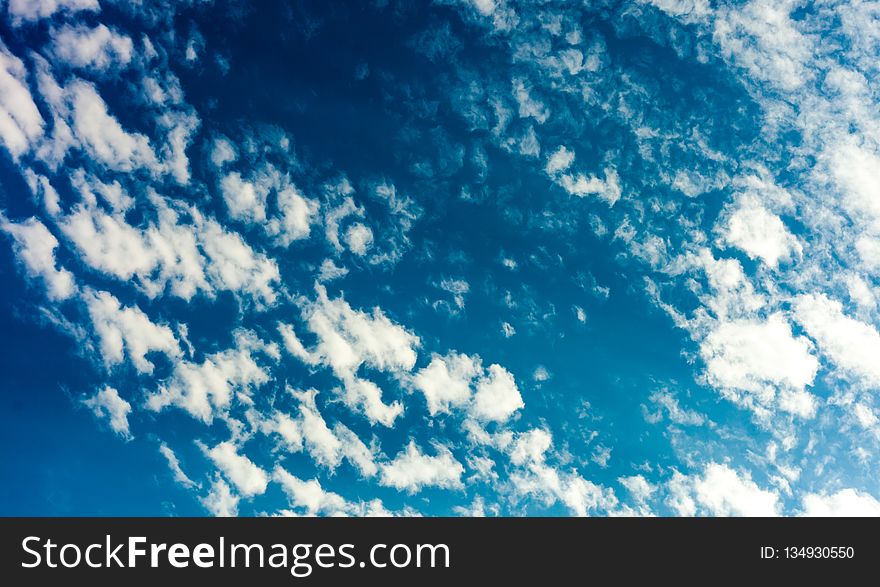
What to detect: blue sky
<box><xmin>1</xmin><ymin>0</ymin><xmax>880</xmax><ymax>516</ymax></box>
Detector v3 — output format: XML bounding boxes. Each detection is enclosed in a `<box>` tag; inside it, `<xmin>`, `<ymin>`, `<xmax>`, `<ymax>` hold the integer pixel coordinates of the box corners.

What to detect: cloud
<box><xmin>700</xmin><ymin>313</ymin><xmax>818</xmax><ymax>418</ymax></box>
<box><xmin>220</xmin><ymin>171</ymin><xmax>268</xmax><ymax>224</ymax></box>
<box><xmin>200</xmin><ymin>477</ymin><xmax>239</xmax><ymax>517</ymax></box>
<box><xmin>472</xmin><ymin>363</ymin><xmax>524</xmax><ymax>423</ymax></box>
<box><xmin>267</xmin><ymin>185</ymin><xmax>319</xmax><ymax>246</ymax></box>
<box><xmin>84</xmin><ymin>288</ymin><xmax>181</xmax><ymax>374</ymax></box>
<box><xmin>299</xmin><ymin>285</ymin><xmax>420</xmax><ymax>378</ymax></box>
<box><xmin>273</xmin><ymin>467</ymin><xmax>349</xmax><ymax>516</ymax></box>
<box><xmin>344</xmin><ymin>222</ymin><xmax>374</xmax><ymax>256</ymax></box>
<box><xmin>380</xmin><ymin>441</ymin><xmax>464</xmax><ymax>493</ymax></box>
<box><xmin>7</xmin><ymin>0</ymin><xmax>98</xmax><ymax>23</ymax></box>
<box><xmin>713</xmin><ymin>0</ymin><xmax>813</xmax><ymax>92</ymax></box>
<box><xmin>800</xmin><ymin>489</ymin><xmax>880</xmax><ymax>517</ymax></box>
<box><xmin>507</xmin><ymin>428</ymin><xmax>618</xmax><ymax>516</ymax></box>
<box><xmin>68</xmin><ymin>80</ymin><xmax>158</xmax><ymax>172</ymax></box>
<box><xmin>50</xmin><ymin>24</ymin><xmax>133</xmax><ymax>70</ymax></box>
<box><xmin>0</xmin><ymin>42</ymin><xmax>44</xmax><ymax>157</ymax></box>
<box><xmin>411</xmin><ymin>352</ymin><xmax>481</xmax><ymax>416</ymax></box>
<box><xmin>204</xmin><ymin>441</ymin><xmax>269</xmax><ymax>497</ymax></box>
<box><xmin>54</xmin><ymin>193</ymin><xmax>277</xmax><ymax>303</ymax></box>
<box><xmin>619</xmin><ymin>475</ymin><xmax>656</xmax><ymax>504</ymax></box>
<box><xmin>544</xmin><ymin>146</ymin><xmax>621</xmax><ymax>205</ymax></box>
<box><xmin>669</xmin><ymin>463</ymin><xmax>780</xmax><ymax>516</ymax></box>
<box><xmin>639</xmin><ymin>0</ymin><xmax>711</xmax><ymax>23</ymax></box>
<box><xmin>147</xmin><ymin>330</ymin><xmax>272</xmax><ymax>422</ymax></box>
<box><xmin>642</xmin><ymin>389</ymin><xmax>705</xmax><ymax>426</ymax></box>
<box><xmin>289</xmin><ymin>388</ymin><xmax>348</xmax><ymax>472</ymax></box>
<box><xmin>793</xmin><ymin>293</ymin><xmax>880</xmax><ymax>389</ymax></box>
<box><xmin>82</xmin><ymin>386</ymin><xmax>132</xmax><ymax>438</ymax></box>
<box><xmin>317</xmin><ymin>259</ymin><xmax>348</xmax><ymax>282</ymax></box>
<box><xmin>338</xmin><ymin>376</ymin><xmax>403</xmax><ymax>427</ymax></box>
<box><xmin>0</xmin><ymin>215</ymin><xmax>76</xmax><ymax>300</ymax></box>
<box><xmin>718</xmin><ymin>196</ymin><xmax>800</xmax><ymax>267</ymax></box>
<box><xmin>158</xmin><ymin>442</ymin><xmax>198</xmax><ymax>489</ymax></box>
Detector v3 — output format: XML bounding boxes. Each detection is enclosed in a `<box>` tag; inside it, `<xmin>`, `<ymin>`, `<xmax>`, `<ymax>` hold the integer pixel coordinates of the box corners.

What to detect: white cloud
<box><xmin>82</xmin><ymin>386</ymin><xmax>132</xmax><ymax>438</ymax></box>
<box><xmin>300</xmin><ymin>285</ymin><xmax>420</xmax><ymax>378</ymax></box>
<box><xmin>619</xmin><ymin>475</ymin><xmax>656</xmax><ymax>503</ymax></box>
<box><xmin>7</xmin><ymin>0</ymin><xmax>98</xmax><ymax>22</ymax></box>
<box><xmin>84</xmin><ymin>288</ymin><xmax>181</xmax><ymax>374</ymax></box>
<box><xmin>344</xmin><ymin>222</ymin><xmax>374</xmax><ymax>256</ymax></box>
<box><xmin>69</xmin><ymin>81</ymin><xmax>158</xmax><ymax>172</ymax></box>
<box><xmin>0</xmin><ymin>42</ymin><xmax>44</xmax><ymax>157</ymax></box>
<box><xmin>793</xmin><ymin>293</ymin><xmax>880</xmax><ymax>388</ymax></box>
<box><xmin>290</xmin><ymin>388</ymin><xmax>344</xmax><ymax>470</ymax></box>
<box><xmin>719</xmin><ymin>196</ymin><xmax>800</xmax><ymax>267</ymax></box>
<box><xmin>147</xmin><ymin>330</ymin><xmax>271</xmax><ymax>422</ymax></box>
<box><xmin>204</xmin><ymin>441</ymin><xmax>269</xmax><ymax>497</ymax></box>
<box><xmin>197</xmin><ymin>213</ymin><xmax>280</xmax><ymax>306</ymax></box>
<box><xmin>640</xmin><ymin>0</ymin><xmax>711</xmax><ymax>23</ymax></box>
<box><xmin>50</xmin><ymin>24</ymin><xmax>133</xmax><ymax>70</ymax></box>
<box><xmin>334</xmin><ymin>423</ymin><xmax>378</xmax><ymax>478</ymax></box>
<box><xmin>545</xmin><ymin>146</ymin><xmax>621</xmax><ymax>205</ymax></box>
<box><xmin>545</xmin><ymin>146</ymin><xmax>575</xmax><ymax>175</ymax></box>
<box><xmin>210</xmin><ymin>136</ymin><xmax>237</xmax><ymax>168</ymax></box>
<box><xmin>380</xmin><ymin>441</ymin><xmax>464</xmax><ymax>493</ymax></box>
<box><xmin>200</xmin><ymin>477</ymin><xmax>239</xmax><ymax>517</ymax></box>
<box><xmin>0</xmin><ymin>215</ymin><xmax>76</xmax><ymax>300</ymax></box>
<box><xmin>512</xmin><ymin>78</ymin><xmax>549</xmax><ymax>124</ymax></box>
<box><xmin>714</xmin><ymin>0</ymin><xmax>813</xmax><ymax>92</ymax></box>
<box><xmin>317</xmin><ymin>259</ymin><xmax>348</xmax><ymax>282</ymax></box>
<box><xmin>827</xmin><ymin>143</ymin><xmax>880</xmax><ymax>233</ymax></box>
<box><xmin>692</xmin><ymin>463</ymin><xmax>780</xmax><ymax>516</ymax></box>
<box><xmin>472</xmin><ymin>363</ymin><xmax>524</xmax><ymax>422</ymax></box>
<box><xmin>557</xmin><ymin>167</ymin><xmax>621</xmax><ymax>205</ymax></box>
<box><xmin>220</xmin><ymin>171</ymin><xmax>267</xmax><ymax>224</ymax></box>
<box><xmin>700</xmin><ymin>313</ymin><xmax>818</xmax><ymax>417</ymax></box>
<box><xmin>507</xmin><ymin>428</ymin><xmax>617</xmax><ymax>516</ymax></box>
<box><xmin>411</xmin><ymin>352</ymin><xmax>481</xmax><ymax>416</ymax></box>
<box><xmin>501</xmin><ymin>321</ymin><xmax>516</xmax><ymax>337</ymax></box>
<box><xmin>273</xmin><ymin>467</ymin><xmax>348</xmax><ymax>516</ymax></box>
<box><xmin>266</xmin><ymin>185</ymin><xmax>319</xmax><ymax>246</ymax></box>
<box><xmin>532</xmin><ymin>366</ymin><xmax>550</xmax><ymax>382</ymax></box>
<box><xmin>800</xmin><ymin>489</ymin><xmax>880</xmax><ymax>516</ymax></box>
<box><xmin>158</xmin><ymin>442</ymin><xmax>198</xmax><ymax>489</ymax></box>
<box><xmin>55</xmin><ymin>195</ymin><xmax>278</xmax><ymax>303</ymax></box>
<box><xmin>338</xmin><ymin>376</ymin><xmax>403</xmax><ymax>427</ymax></box>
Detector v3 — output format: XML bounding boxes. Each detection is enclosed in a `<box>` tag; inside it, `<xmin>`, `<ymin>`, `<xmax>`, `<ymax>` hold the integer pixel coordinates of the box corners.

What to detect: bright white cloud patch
<box><xmin>0</xmin><ymin>215</ymin><xmax>76</xmax><ymax>300</ymax></box>
<box><xmin>205</xmin><ymin>441</ymin><xmax>269</xmax><ymax>498</ymax></box>
<box><xmin>50</xmin><ymin>24</ymin><xmax>133</xmax><ymax>70</ymax></box>
<box><xmin>793</xmin><ymin>293</ymin><xmax>880</xmax><ymax>388</ymax></box>
<box><xmin>82</xmin><ymin>386</ymin><xmax>132</xmax><ymax>438</ymax></box>
<box><xmin>670</xmin><ymin>463</ymin><xmax>780</xmax><ymax>517</ymax></box>
<box><xmin>700</xmin><ymin>314</ymin><xmax>818</xmax><ymax>417</ymax></box>
<box><xmin>380</xmin><ymin>441</ymin><xmax>464</xmax><ymax>493</ymax></box>
<box><xmin>800</xmin><ymin>489</ymin><xmax>880</xmax><ymax>517</ymax></box>
<box><xmin>7</xmin><ymin>0</ymin><xmax>98</xmax><ymax>23</ymax></box>
<box><xmin>274</xmin><ymin>467</ymin><xmax>351</xmax><ymax>516</ymax></box>
<box><xmin>267</xmin><ymin>185</ymin><xmax>319</xmax><ymax>246</ymax></box>
<box><xmin>69</xmin><ymin>81</ymin><xmax>158</xmax><ymax>172</ymax></box>
<box><xmin>411</xmin><ymin>352</ymin><xmax>481</xmax><ymax>415</ymax></box>
<box><xmin>0</xmin><ymin>42</ymin><xmax>44</xmax><ymax>157</ymax></box>
<box><xmin>472</xmin><ymin>363</ymin><xmax>524</xmax><ymax>422</ymax></box>
<box><xmin>344</xmin><ymin>222</ymin><xmax>374</xmax><ymax>256</ymax></box>
<box><xmin>159</xmin><ymin>443</ymin><xmax>198</xmax><ymax>489</ymax></box>
<box><xmin>84</xmin><ymin>288</ymin><xmax>181</xmax><ymax>374</ymax></box>
<box><xmin>200</xmin><ymin>478</ymin><xmax>239</xmax><ymax>517</ymax></box>
<box><xmin>719</xmin><ymin>197</ymin><xmax>799</xmax><ymax>267</ymax></box>
<box><xmin>147</xmin><ymin>331</ymin><xmax>271</xmax><ymax>422</ymax></box>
